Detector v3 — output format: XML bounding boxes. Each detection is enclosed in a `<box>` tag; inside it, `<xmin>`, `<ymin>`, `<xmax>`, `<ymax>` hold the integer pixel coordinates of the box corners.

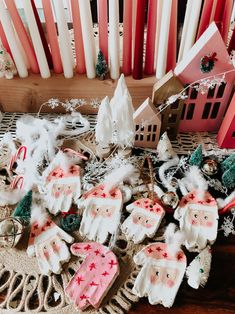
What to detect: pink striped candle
<box><xmin>221</xmin><ymin>0</ymin><xmax>234</xmax><ymax>42</ymax></box>
<box><xmin>133</xmin><ymin>0</ymin><xmax>147</xmax><ymax>80</ymax></box>
<box><xmin>98</xmin><ymin>0</ymin><xmax>108</xmax><ymax>63</ymax></box>
<box><xmin>5</xmin><ymin>0</ymin><xmax>39</xmax><ymax>73</ymax></box>
<box><xmin>70</xmin><ymin>0</ymin><xmax>86</xmax><ymax>74</ymax></box>
<box><xmin>31</xmin><ymin>0</ymin><xmax>53</xmax><ymax>69</ymax></box>
<box><xmin>228</xmin><ymin>25</ymin><xmax>235</xmax><ymax>53</ymax></box>
<box><xmin>196</xmin><ymin>0</ymin><xmax>214</xmax><ymax>39</ymax></box>
<box><xmin>144</xmin><ymin>0</ymin><xmax>157</xmax><ymax>75</ymax></box>
<box><xmin>42</xmin><ymin>0</ymin><xmax>63</xmax><ymax>74</ymax></box>
<box><xmin>166</xmin><ymin>0</ymin><xmax>178</xmax><ymax>72</ymax></box>
<box><xmin>122</xmin><ymin>0</ymin><xmax>132</xmax><ymax>75</ymax></box>
<box><xmin>0</xmin><ymin>21</ymin><xmax>12</xmax><ymax>57</ymax></box>
<box><xmin>214</xmin><ymin>0</ymin><xmax>225</xmax><ymax>32</ymax></box>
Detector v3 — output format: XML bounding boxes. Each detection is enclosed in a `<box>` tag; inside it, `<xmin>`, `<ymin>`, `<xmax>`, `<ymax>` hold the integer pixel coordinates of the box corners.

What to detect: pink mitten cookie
<box><xmin>79</xmin><ymin>184</ymin><xmax>123</xmax><ymax>243</ymax></box>
<box><xmin>27</xmin><ymin>206</ymin><xmax>74</xmax><ymax>274</ymax></box>
<box><xmin>174</xmin><ymin>190</ymin><xmax>219</xmax><ymax>252</ymax></box>
<box><xmin>121</xmin><ymin>198</ymin><xmax>165</xmax><ymax>243</ymax></box>
<box><xmin>65</xmin><ymin>242</ymin><xmax>119</xmax><ymax>310</ymax></box>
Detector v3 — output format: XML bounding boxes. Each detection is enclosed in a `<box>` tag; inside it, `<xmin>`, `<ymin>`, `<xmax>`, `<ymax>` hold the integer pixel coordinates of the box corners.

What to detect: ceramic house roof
<box><xmin>133</xmin><ymin>98</ymin><xmax>161</xmax><ymax>123</ymax></box>
<box><xmin>174</xmin><ymin>22</ymin><xmax>234</xmax><ymax>84</ymax></box>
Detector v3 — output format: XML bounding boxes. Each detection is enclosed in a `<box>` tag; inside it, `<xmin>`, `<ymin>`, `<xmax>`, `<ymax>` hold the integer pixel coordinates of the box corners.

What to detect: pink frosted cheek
<box><xmin>206</xmin><ymin>221</ymin><xmax>213</xmax><ymax>227</ymax></box>
<box><xmin>52</xmin><ymin>244</ymin><xmax>61</xmax><ymax>253</ymax></box>
<box><xmin>166</xmin><ymin>279</ymin><xmax>175</xmax><ymax>288</ymax></box>
<box><xmin>64</xmin><ymin>189</ymin><xmax>73</xmax><ymax>196</ymax></box>
<box><xmin>90</xmin><ymin>209</ymin><xmax>98</xmax><ymax>217</ymax></box>
<box><xmin>150</xmin><ymin>275</ymin><xmax>158</xmax><ymax>284</ymax></box>
<box><xmin>132</xmin><ymin>216</ymin><xmax>139</xmax><ymax>224</ymax></box>
<box><xmin>43</xmin><ymin>250</ymin><xmax>50</xmax><ymax>260</ymax></box>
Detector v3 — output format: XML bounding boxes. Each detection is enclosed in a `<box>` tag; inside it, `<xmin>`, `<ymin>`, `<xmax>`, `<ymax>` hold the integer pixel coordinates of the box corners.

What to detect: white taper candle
<box><xmin>156</xmin><ymin>0</ymin><xmax>172</xmax><ymax>79</ymax></box>
<box><xmin>109</xmin><ymin>0</ymin><xmax>120</xmax><ymax>79</ymax></box>
<box><xmin>23</xmin><ymin>0</ymin><xmax>50</xmax><ymax>78</ymax></box>
<box><xmin>78</xmin><ymin>0</ymin><xmax>96</xmax><ymax>79</ymax></box>
<box><xmin>0</xmin><ymin>0</ymin><xmax>28</xmax><ymax>78</ymax></box>
<box><xmin>53</xmin><ymin>0</ymin><xmax>74</xmax><ymax>78</ymax></box>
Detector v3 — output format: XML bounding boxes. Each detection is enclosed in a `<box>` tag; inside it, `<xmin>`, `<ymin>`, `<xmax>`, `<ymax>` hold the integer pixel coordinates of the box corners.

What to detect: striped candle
<box><xmin>0</xmin><ymin>0</ymin><xmax>28</xmax><ymax>78</ymax></box>
<box><xmin>122</xmin><ymin>0</ymin><xmax>132</xmax><ymax>75</ymax></box>
<box><xmin>144</xmin><ymin>0</ymin><xmax>157</xmax><ymax>75</ymax></box>
<box><xmin>23</xmin><ymin>0</ymin><xmax>50</xmax><ymax>78</ymax></box>
<box><xmin>70</xmin><ymin>0</ymin><xmax>86</xmax><ymax>74</ymax></box>
<box><xmin>221</xmin><ymin>0</ymin><xmax>234</xmax><ymax>43</ymax></box>
<box><xmin>53</xmin><ymin>0</ymin><xmax>74</xmax><ymax>78</ymax></box>
<box><xmin>5</xmin><ymin>0</ymin><xmax>39</xmax><ymax>73</ymax></box>
<box><xmin>98</xmin><ymin>0</ymin><xmax>108</xmax><ymax>63</ymax></box>
<box><xmin>196</xmin><ymin>0</ymin><xmax>214</xmax><ymax>39</ymax></box>
<box><xmin>166</xmin><ymin>0</ymin><xmax>177</xmax><ymax>72</ymax></box>
<box><xmin>42</xmin><ymin>0</ymin><xmax>63</xmax><ymax>74</ymax></box>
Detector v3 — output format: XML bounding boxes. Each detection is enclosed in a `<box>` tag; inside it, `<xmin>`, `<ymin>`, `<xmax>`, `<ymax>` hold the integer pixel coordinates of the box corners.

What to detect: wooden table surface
<box><xmin>129</xmin><ymin>233</ymin><xmax>235</xmax><ymax>314</ymax></box>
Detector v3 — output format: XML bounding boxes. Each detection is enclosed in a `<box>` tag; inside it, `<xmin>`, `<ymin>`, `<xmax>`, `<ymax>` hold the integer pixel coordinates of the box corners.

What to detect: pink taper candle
<box><xmin>166</xmin><ymin>0</ymin><xmax>177</xmax><ymax>72</ymax></box>
<box><xmin>70</xmin><ymin>0</ymin><xmax>86</xmax><ymax>74</ymax></box>
<box><xmin>42</xmin><ymin>0</ymin><xmax>63</xmax><ymax>74</ymax></box>
<box><xmin>133</xmin><ymin>0</ymin><xmax>147</xmax><ymax>80</ymax></box>
<box><xmin>98</xmin><ymin>0</ymin><xmax>108</xmax><ymax>63</ymax></box>
<box><xmin>122</xmin><ymin>0</ymin><xmax>132</xmax><ymax>75</ymax></box>
<box><xmin>5</xmin><ymin>0</ymin><xmax>39</xmax><ymax>73</ymax></box>
<box><xmin>221</xmin><ymin>0</ymin><xmax>234</xmax><ymax>43</ymax></box>
<box><xmin>196</xmin><ymin>0</ymin><xmax>214</xmax><ymax>40</ymax></box>
<box><xmin>144</xmin><ymin>0</ymin><xmax>157</xmax><ymax>75</ymax></box>
<box><xmin>0</xmin><ymin>21</ymin><xmax>12</xmax><ymax>57</ymax></box>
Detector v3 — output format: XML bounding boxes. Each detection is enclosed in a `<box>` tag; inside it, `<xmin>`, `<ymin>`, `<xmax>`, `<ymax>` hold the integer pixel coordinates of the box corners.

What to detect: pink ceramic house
<box><xmin>217</xmin><ymin>92</ymin><xmax>235</xmax><ymax>148</ymax></box>
<box><xmin>174</xmin><ymin>22</ymin><xmax>235</xmax><ymax>132</ymax></box>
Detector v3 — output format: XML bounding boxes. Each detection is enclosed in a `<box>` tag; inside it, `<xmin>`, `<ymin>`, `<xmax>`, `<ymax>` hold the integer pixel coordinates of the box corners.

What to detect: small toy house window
<box><xmin>140</xmin><ymin>125</ymin><xmax>144</xmax><ymax>131</ymax></box>
<box><xmin>216</xmin><ymin>82</ymin><xmax>226</xmax><ymax>98</ymax></box>
<box><xmin>135</xmin><ymin>134</ymin><xmax>139</xmax><ymax>141</ymax></box>
<box><xmin>190</xmin><ymin>88</ymin><xmax>198</xmax><ymax>99</ymax></box>
<box><xmin>207</xmin><ymin>86</ymin><xmax>216</xmax><ymax>98</ymax></box>
<box><xmin>168</xmin><ymin>114</ymin><xmax>177</xmax><ymax>123</ymax></box>
<box><xmin>181</xmin><ymin>103</ymin><xmax>186</xmax><ymax>120</ymax></box>
<box><xmin>135</xmin><ymin>125</ymin><xmax>139</xmax><ymax>131</ymax></box>
<box><xmin>152</xmin><ymin>134</ymin><xmax>156</xmax><ymax>142</ymax></box>
<box><xmin>232</xmin><ymin>131</ymin><xmax>235</xmax><ymax>138</ymax></box>
<box><xmin>202</xmin><ymin>102</ymin><xmax>212</xmax><ymax>119</ymax></box>
<box><xmin>153</xmin><ymin>125</ymin><xmax>157</xmax><ymax>132</ymax></box>
<box><xmin>148</xmin><ymin>125</ymin><xmax>152</xmax><ymax>132</ymax></box>
<box><xmin>140</xmin><ymin>134</ymin><xmax>144</xmax><ymax>141</ymax></box>
<box><xmin>210</xmin><ymin>102</ymin><xmax>220</xmax><ymax>119</ymax></box>
<box><xmin>170</xmin><ymin>100</ymin><xmax>179</xmax><ymax>109</ymax></box>
<box><xmin>186</xmin><ymin>103</ymin><xmax>195</xmax><ymax>120</ymax></box>
<box><xmin>147</xmin><ymin>134</ymin><xmax>151</xmax><ymax>141</ymax></box>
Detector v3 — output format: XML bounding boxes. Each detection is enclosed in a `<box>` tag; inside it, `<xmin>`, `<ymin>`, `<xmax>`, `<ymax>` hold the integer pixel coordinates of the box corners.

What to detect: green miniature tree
<box><xmin>221</xmin><ymin>153</ymin><xmax>235</xmax><ymax>173</ymax></box>
<box><xmin>12</xmin><ymin>190</ymin><xmax>32</xmax><ymax>224</ymax></box>
<box><xmin>96</xmin><ymin>50</ymin><xmax>108</xmax><ymax>80</ymax></box>
<box><xmin>189</xmin><ymin>144</ymin><xmax>203</xmax><ymax>167</ymax></box>
<box><xmin>222</xmin><ymin>164</ymin><xmax>235</xmax><ymax>189</ymax></box>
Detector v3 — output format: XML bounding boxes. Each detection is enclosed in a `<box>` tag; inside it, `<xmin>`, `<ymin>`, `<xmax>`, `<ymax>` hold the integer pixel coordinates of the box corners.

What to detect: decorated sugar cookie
<box><xmin>43</xmin><ymin>151</ymin><xmax>87</xmax><ymax>215</ymax></box>
<box><xmin>132</xmin><ymin>224</ymin><xmax>186</xmax><ymax>308</ymax></box>
<box><xmin>121</xmin><ymin>198</ymin><xmax>165</xmax><ymax>243</ymax></box>
<box><xmin>27</xmin><ymin>205</ymin><xmax>74</xmax><ymax>274</ymax></box>
<box><xmin>174</xmin><ymin>190</ymin><xmax>218</xmax><ymax>252</ymax></box>
<box><xmin>79</xmin><ymin>184</ymin><xmax>123</xmax><ymax>243</ymax></box>
<box><xmin>65</xmin><ymin>242</ymin><xmax>119</xmax><ymax>310</ymax></box>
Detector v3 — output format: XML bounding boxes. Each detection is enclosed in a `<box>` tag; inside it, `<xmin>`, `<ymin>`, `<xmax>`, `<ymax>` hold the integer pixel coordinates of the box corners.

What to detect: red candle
<box><xmin>166</xmin><ymin>0</ymin><xmax>178</xmax><ymax>72</ymax></box>
<box><xmin>133</xmin><ymin>0</ymin><xmax>147</xmax><ymax>80</ymax></box>
<box><xmin>228</xmin><ymin>26</ymin><xmax>235</xmax><ymax>53</ymax></box>
<box><xmin>70</xmin><ymin>0</ymin><xmax>86</xmax><ymax>74</ymax></box>
<box><xmin>221</xmin><ymin>0</ymin><xmax>234</xmax><ymax>43</ymax></box>
<box><xmin>42</xmin><ymin>0</ymin><xmax>63</xmax><ymax>74</ymax></box>
<box><xmin>31</xmin><ymin>0</ymin><xmax>53</xmax><ymax>69</ymax></box>
<box><xmin>214</xmin><ymin>0</ymin><xmax>225</xmax><ymax>33</ymax></box>
<box><xmin>196</xmin><ymin>0</ymin><xmax>214</xmax><ymax>39</ymax></box>
<box><xmin>98</xmin><ymin>0</ymin><xmax>108</xmax><ymax>63</ymax></box>
<box><xmin>144</xmin><ymin>0</ymin><xmax>157</xmax><ymax>75</ymax></box>
<box><xmin>5</xmin><ymin>0</ymin><xmax>39</xmax><ymax>73</ymax></box>
<box><xmin>122</xmin><ymin>0</ymin><xmax>132</xmax><ymax>75</ymax></box>
<box><xmin>0</xmin><ymin>21</ymin><xmax>12</xmax><ymax>57</ymax></box>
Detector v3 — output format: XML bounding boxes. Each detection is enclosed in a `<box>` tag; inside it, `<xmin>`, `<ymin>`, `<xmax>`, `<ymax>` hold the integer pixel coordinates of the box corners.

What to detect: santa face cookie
<box><xmin>79</xmin><ymin>184</ymin><xmax>123</xmax><ymax>243</ymax></box>
<box><xmin>121</xmin><ymin>198</ymin><xmax>165</xmax><ymax>243</ymax></box>
<box><xmin>65</xmin><ymin>242</ymin><xmax>119</xmax><ymax>310</ymax></box>
<box><xmin>174</xmin><ymin>191</ymin><xmax>219</xmax><ymax>252</ymax></box>
<box><xmin>133</xmin><ymin>242</ymin><xmax>186</xmax><ymax>308</ymax></box>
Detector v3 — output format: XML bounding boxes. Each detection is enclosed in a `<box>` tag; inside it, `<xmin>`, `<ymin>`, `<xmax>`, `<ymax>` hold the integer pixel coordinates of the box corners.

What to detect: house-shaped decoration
<box><xmin>217</xmin><ymin>92</ymin><xmax>235</xmax><ymax>148</ymax></box>
<box><xmin>133</xmin><ymin>98</ymin><xmax>161</xmax><ymax>148</ymax></box>
<box><xmin>174</xmin><ymin>22</ymin><xmax>235</xmax><ymax>132</ymax></box>
<box><xmin>152</xmin><ymin>70</ymin><xmax>184</xmax><ymax>139</ymax></box>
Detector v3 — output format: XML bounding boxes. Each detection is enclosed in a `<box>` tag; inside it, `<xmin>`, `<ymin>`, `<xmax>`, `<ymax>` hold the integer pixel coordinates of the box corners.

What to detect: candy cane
<box><xmin>62</xmin><ymin>147</ymin><xmax>88</xmax><ymax>161</ymax></box>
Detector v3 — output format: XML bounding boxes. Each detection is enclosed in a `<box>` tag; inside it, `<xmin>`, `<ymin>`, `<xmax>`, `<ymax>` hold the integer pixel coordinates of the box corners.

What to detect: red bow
<box><xmin>61</xmin><ymin>208</ymin><xmax>77</xmax><ymax>217</ymax></box>
<box><xmin>202</xmin><ymin>52</ymin><xmax>218</xmax><ymax>65</ymax></box>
